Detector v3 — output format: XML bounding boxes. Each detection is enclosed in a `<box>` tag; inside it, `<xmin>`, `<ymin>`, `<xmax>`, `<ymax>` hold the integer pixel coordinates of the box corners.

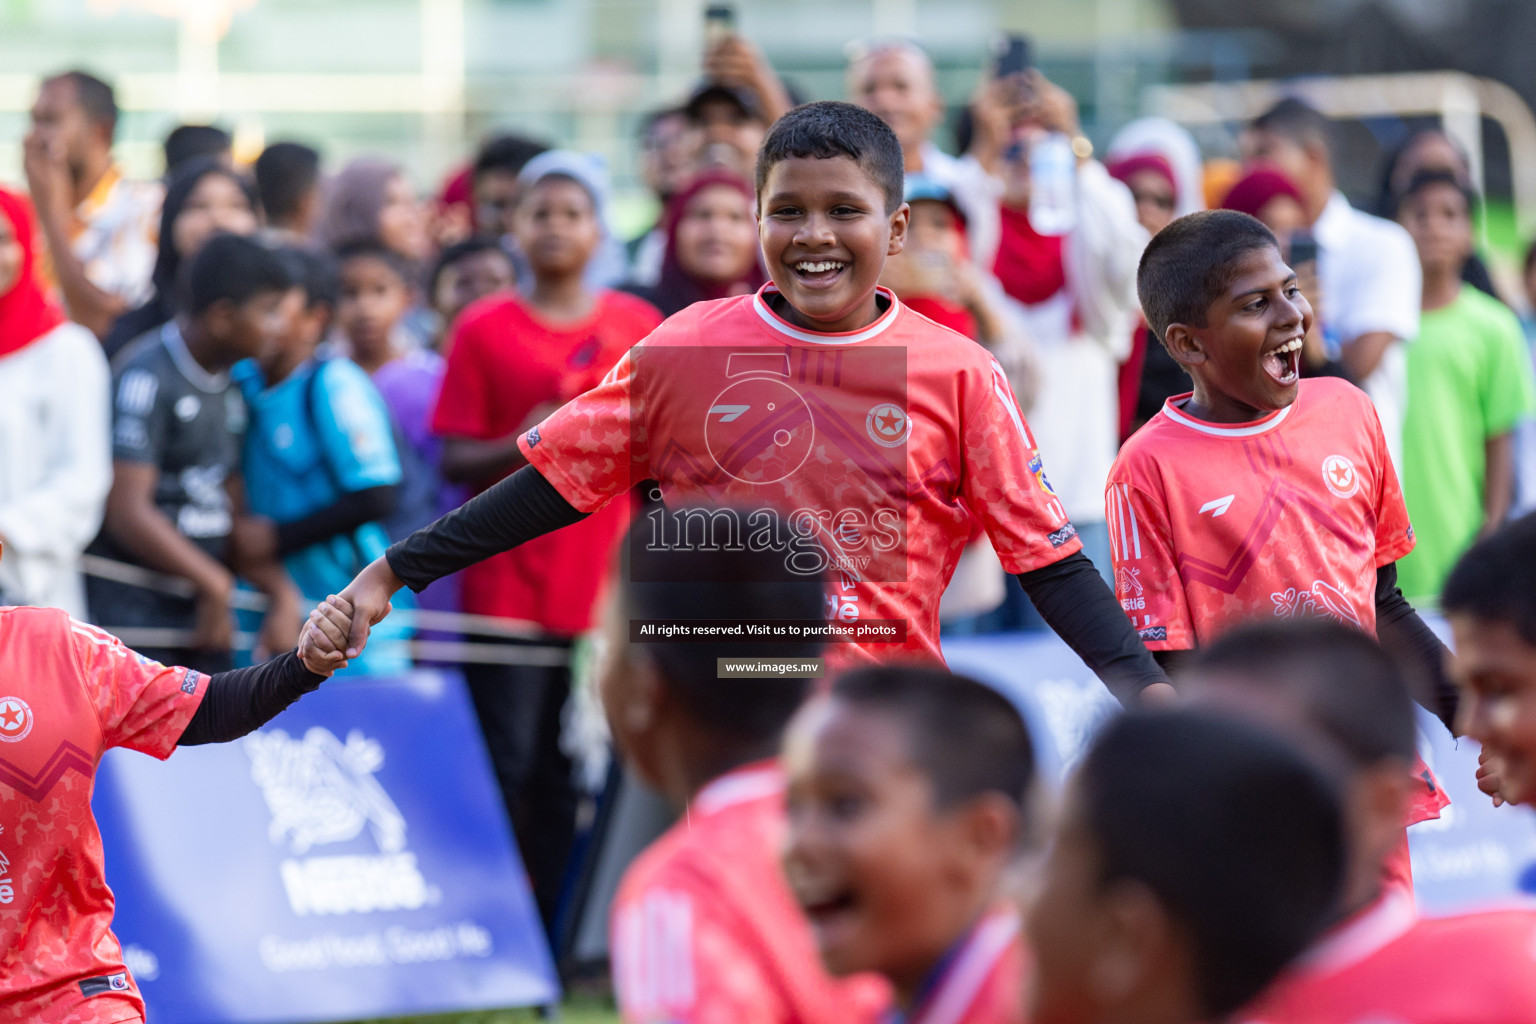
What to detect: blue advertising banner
<box><xmin>92</xmin><ymin>669</ymin><xmax>559</xmax><ymax>1023</ymax></box>
<box><xmin>943</xmin><ymin>628</ymin><xmax>1536</xmax><ymax>914</ymax></box>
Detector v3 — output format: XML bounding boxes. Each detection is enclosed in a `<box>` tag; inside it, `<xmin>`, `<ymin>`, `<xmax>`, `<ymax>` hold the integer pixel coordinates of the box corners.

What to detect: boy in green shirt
<box><xmin>1397</xmin><ymin>170</ymin><xmax>1536</xmax><ymax>601</ymax></box>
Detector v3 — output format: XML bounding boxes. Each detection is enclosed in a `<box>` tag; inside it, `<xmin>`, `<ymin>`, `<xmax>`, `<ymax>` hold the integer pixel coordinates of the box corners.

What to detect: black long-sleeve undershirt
<box><xmin>385</xmin><ymin>466</ymin><xmax>588</xmax><ymax>591</ymax></box>
<box><xmin>385</xmin><ymin>466</ymin><xmax>1170</xmax><ymax>702</ymax></box>
<box><xmin>177</xmin><ymin>651</ymin><xmax>326</xmax><ymax>746</ymax></box>
<box><xmin>1150</xmin><ymin>563</ymin><xmax>1457</xmax><ymax>733</ymax></box>
<box><xmin>274</xmin><ymin>484</ymin><xmax>400</xmax><ymax>557</ymax></box>
<box><xmin>1016</xmin><ymin>553</ymin><xmax>1170</xmax><ymax>704</ymax></box>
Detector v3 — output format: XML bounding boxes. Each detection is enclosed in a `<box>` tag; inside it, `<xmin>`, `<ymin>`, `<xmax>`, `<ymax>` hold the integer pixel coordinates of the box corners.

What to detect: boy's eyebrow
<box><xmin>1230</xmin><ymin>273</ymin><xmax>1298</xmax><ymax>300</ymax></box>
<box><xmin>762</xmin><ymin>188</ymin><xmax>876</xmax><ymax>207</ymax></box>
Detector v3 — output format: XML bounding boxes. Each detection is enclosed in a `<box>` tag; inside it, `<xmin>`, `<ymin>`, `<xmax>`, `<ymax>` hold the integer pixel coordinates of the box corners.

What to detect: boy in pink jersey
<box><xmin>303</xmin><ymin>102</ymin><xmax>1169</xmax><ymax>704</ymax></box>
<box><xmin>0</xmin><ymin>537</ymin><xmax>337</xmax><ymax>1023</ymax></box>
<box><xmin>1182</xmin><ymin>620</ymin><xmax>1536</xmax><ymax>1024</ymax></box>
<box><xmin>1107</xmin><ymin>211</ymin><xmax>1453</xmax><ymax>882</ymax></box>
<box><xmin>598</xmin><ymin>520</ymin><xmax>888</xmax><ymax>1024</ymax></box>
<box><xmin>781</xmin><ymin>664</ymin><xmax>1032</xmax><ymax>1024</ymax></box>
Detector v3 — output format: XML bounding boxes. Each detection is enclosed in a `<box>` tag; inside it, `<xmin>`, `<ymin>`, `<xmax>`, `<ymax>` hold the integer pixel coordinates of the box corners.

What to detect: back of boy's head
<box><xmin>163</xmin><ymin>123</ymin><xmax>231</xmax><ymax>173</ymax></box>
<box><xmin>255</xmin><ymin>142</ymin><xmax>321</xmax><ymax>223</ymax></box>
<box><xmin>755</xmin><ymin>101</ymin><xmax>905</xmax><ymax>215</ymax></box>
<box><xmin>1137</xmin><ymin>209</ymin><xmax>1278</xmax><ymax>344</ymax></box>
<box><xmin>184</xmin><ymin>232</ymin><xmax>294</xmax><ymax>317</ymax></box>
<box><xmin>1444</xmin><ymin>511</ymin><xmax>1536</xmax><ymax>646</ymax></box>
<box><xmin>1078</xmin><ymin>710</ymin><xmax>1345</xmax><ymax>1020</ymax></box>
<box><xmin>830</xmin><ymin>665</ymin><xmax>1034</xmax><ymax>814</ymax></box>
<box><xmin>1251</xmin><ymin>97</ymin><xmax>1333</xmax><ymax>156</ymax></box>
<box><xmin>280</xmin><ymin>245</ymin><xmax>340</xmax><ymax>311</ymax></box>
<box><xmin>334</xmin><ymin>239</ymin><xmax>412</xmax><ymax>286</ymax></box>
<box><xmin>474</xmin><ymin>133</ymin><xmax>550</xmax><ymax>181</ymax></box>
<box><xmin>622</xmin><ymin>515</ymin><xmax>826</xmax><ymax>744</ymax></box>
<box><xmin>1188</xmin><ymin>620</ymin><xmax>1416</xmax><ymax>770</ymax></box>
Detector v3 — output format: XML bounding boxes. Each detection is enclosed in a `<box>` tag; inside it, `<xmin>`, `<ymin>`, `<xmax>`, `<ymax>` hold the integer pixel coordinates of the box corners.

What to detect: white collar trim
<box><xmin>162</xmin><ymin>321</ymin><xmax>230</xmax><ymax>394</ymax></box>
<box><xmin>691</xmin><ymin>762</ymin><xmax>784</xmax><ymax>817</ymax></box>
<box><xmin>1159</xmin><ymin>394</ymin><xmax>1294</xmax><ymax>438</ymax></box>
<box><xmin>1297</xmin><ymin>890</ymin><xmax>1417</xmax><ymax>976</ymax></box>
<box><xmin>752</xmin><ymin>285</ymin><xmax>901</xmax><ymax>345</ymax></box>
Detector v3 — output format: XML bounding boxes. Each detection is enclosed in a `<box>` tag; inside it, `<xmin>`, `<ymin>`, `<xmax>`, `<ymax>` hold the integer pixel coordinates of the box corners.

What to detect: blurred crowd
<box><xmin>4</xmin><ymin>29</ymin><xmax>1536</xmax><ymax>937</ymax></box>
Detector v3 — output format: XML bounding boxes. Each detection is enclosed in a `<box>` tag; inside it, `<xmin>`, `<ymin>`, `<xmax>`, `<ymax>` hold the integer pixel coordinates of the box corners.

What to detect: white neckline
<box><xmin>751</xmin><ymin>285</ymin><xmax>902</xmax><ymax>345</ymax></box>
<box><xmin>161</xmin><ymin>321</ymin><xmax>231</xmax><ymax>395</ymax></box>
<box><xmin>913</xmin><ymin>907</ymin><xmax>1020</xmax><ymax>1024</ymax></box>
<box><xmin>1158</xmin><ymin>393</ymin><xmax>1295</xmax><ymax>438</ymax></box>
<box><xmin>1296</xmin><ymin>889</ymin><xmax>1417</xmax><ymax>976</ymax></box>
<box><xmin>691</xmin><ymin>762</ymin><xmax>783</xmax><ymax>817</ymax></box>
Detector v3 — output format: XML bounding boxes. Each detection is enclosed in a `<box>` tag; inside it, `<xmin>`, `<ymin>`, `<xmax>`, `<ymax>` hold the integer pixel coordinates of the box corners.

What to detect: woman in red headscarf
<box><xmin>0</xmin><ymin>188</ymin><xmax>112</xmax><ymax>615</ymax></box>
<box><xmin>624</xmin><ymin>169</ymin><xmax>764</xmax><ymax>317</ymax></box>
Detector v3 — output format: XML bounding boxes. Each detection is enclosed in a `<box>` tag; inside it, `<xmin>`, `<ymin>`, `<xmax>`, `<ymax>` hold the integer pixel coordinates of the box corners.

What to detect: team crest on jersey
<box><xmin>1322</xmin><ymin>454</ymin><xmax>1360</xmax><ymax>499</ymax></box>
<box><xmin>0</xmin><ymin>697</ymin><xmax>32</xmax><ymax>743</ymax></box>
<box><xmin>526</xmin><ymin>426</ymin><xmax>541</xmax><ymax>448</ymax></box>
<box><xmin>864</xmin><ymin>402</ymin><xmax>910</xmax><ymax>449</ymax></box>
<box><xmin>1027</xmin><ymin>454</ymin><xmax>1057</xmax><ymax>496</ymax></box>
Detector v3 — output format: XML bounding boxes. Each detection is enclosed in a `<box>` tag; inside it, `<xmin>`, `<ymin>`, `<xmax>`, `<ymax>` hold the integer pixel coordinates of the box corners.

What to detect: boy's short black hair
<box><xmin>1189</xmin><ymin>620</ymin><xmax>1416</xmax><ymax>768</ymax></box>
<box><xmin>428</xmin><ymin>236</ymin><xmax>513</xmax><ymax>297</ymax></box>
<box><xmin>1398</xmin><ymin>168</ymin><xmax>1478</xmax><ymax>215</ymax></box>
<box><xmin>622</xmin><ymin>514</ymin><xmax>826</xmax><ymax>744</ymax></box>
<box><xmin>1137</xmin><ymin>210</ymin><xmax>1280</xmax><ymax>344</ymax></box>
<box><xmin>254</xmin><ymin>142</ymin><xmax>321</xmax><ymax>223</ymax></box>
<box><xmin>1251</xmin><ymin>97</ymin><xmax>1333</xmax><ymax>155</ymax></box>
<box><xmin>755</xmin><ymin>101</ymin><xmax>905</xmax><ymax>215</ymax></box>
<box><xmin>279</xmin><ymin>245</ymin><xmax>340</xmax><ymax>311</ymax></box>
<box><xmin>1078</xmin><ymin>710</ymin><xmax>1345</xmax><ymax>1020</ymax></box>
<box><xmin>163</xmin><ymin>124</ymin><xmax>231</xmax><ymax>173</ymax></box>
<box><xmin>1443</xmin><ymin>511</ymin><xmax>1536</xmax><ymax>647</ymax></box>
<box><xmin>334</xmin><ymin>239</ymin><xmax>413</xmax><ymax>286</ymax></box>
<box><xmin>830</xmin><ymin>665</ymin><xmax>1034</xmax><ymax>814</ymax></box>
<box><xmin>473</xmin><ymin>134</ymin><xmax>550</xmax><ymax>180</ymax></box>
<box><xmin>185</xmin><ymin>232</ymin><xmax>295</xmax><ymax>317</ymax></box>
<box><xmin>48</xmin><ymin>70</ymin><xmax>117</xmax><ymax>133</ymax></box>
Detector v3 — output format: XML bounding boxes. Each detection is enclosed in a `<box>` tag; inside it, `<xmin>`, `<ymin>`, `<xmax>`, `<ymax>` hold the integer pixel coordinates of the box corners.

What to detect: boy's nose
<box><xmin>794</xmin><ymin>214</ymin><xmax>837</xmax><ymax>247</ymax></box>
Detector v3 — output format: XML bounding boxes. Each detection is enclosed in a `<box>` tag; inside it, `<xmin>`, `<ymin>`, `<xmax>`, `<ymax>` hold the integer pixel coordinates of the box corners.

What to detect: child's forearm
<box><xmin>384</xmin><ymin>464</ymin><xmax>588</xmax><ymax>593</ymax></box>
<box><xmin>1483</xmin><ymin>432</ymin><xmax>1515</xmax><ymax>533</ymax></box>
<box><xmin>1374</xmin><ymin>562</ymin><xmax>1458</xmax><ymax>732</ymax></box>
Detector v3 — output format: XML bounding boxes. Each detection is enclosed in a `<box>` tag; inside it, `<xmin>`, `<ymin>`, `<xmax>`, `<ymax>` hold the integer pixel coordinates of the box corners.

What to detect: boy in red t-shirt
<box><xmin>430</xmin><ymin>154</ymin><xmax>662</xmax><ymax>933</ymax></box>
<box><xmin>0</xmin><ymin>540</ymin><xmax>336</xmax><ymax>1023</ymax></box>
<box><xmin>1108</xmin><ymin>211</ymin><xmax>1453</xmax><ymax>852</ymax></box>
<box><xmin>1183</xmin><ymin>620</ymin><xmax>1536</xmax><ymax>1024</ymax></box>
<box><xmin>598</xmin><ymin>520</ymin><xmax>888</xmax><ymax>1024</ymax></box>
<box><xmin>303</xmin><ymin>102</ymin><xmax>1168</xmax><ymax>704</ymax></box>
<box><xmin>781</xmin><ymin>664</ymin><xmax>1032</xmax><ymax>1024</ymax></box>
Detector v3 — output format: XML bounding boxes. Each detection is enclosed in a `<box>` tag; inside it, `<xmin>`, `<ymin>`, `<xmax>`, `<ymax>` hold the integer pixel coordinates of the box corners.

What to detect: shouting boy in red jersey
<box><xmin>0</xmin><ymin>536</ymin><xmax>337</xmax><ymax>1022</ymax></box>
<box><xmin>781</xmin><ymin>665</ymin><xmax>1033</xmax><ymax>1024</ymax></box>
<box><xmin>597</xmin><ymin>520</ymin><xmax>888</xmax><ymax>1024</ymax></box>
<box><xmin>1183</xmin><ymin>620</ymin><xmax>1536</xmax><ymax>1024</ymax></box>
<box><xmin>302</xmin><ymin>102</ymin><xmax>1169</xmax><ymax>703</ymax></box>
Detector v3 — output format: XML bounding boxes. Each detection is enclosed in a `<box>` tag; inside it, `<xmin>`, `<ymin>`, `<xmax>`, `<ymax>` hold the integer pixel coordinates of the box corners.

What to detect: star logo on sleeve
<box><xmin>0</xmin><ymin>696</ymin><xmax>34</xmax><ymax>743</ymax></box>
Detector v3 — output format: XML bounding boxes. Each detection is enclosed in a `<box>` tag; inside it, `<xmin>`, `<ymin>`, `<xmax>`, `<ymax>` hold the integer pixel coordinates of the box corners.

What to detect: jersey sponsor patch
<box><xmin>1137</xmin><ymin>626</ymin><xmax>1167</xmax><ymax>642</ymax></box>
<box><xmin>78</xmin><ymin>972</ymin><xmax>132</xmax><ymax>997</ymax></box>
<box><xmin>1048</xmin><ymin>524</ymin><xmax>1078</xmax><ymax>548</ymax></box>
<box><xmin>180</xmin><ymin>668</ymin><xmax>202</xmax><ymax>695</ymax></box>
<box><xmin>526</xmin><ymin>426</ymin><xmax>541</xmax><ymax>448</ymax></box>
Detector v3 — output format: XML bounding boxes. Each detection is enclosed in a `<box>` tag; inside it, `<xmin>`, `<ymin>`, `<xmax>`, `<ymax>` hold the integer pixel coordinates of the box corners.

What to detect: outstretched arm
<box><xmin>1015</xmin><ymin>552</ymin><xmax>1175</xmax><ymax>705</ymax></box>
<box><xmin>177</xmin><ymin>650</ymin><xmax>329</xmax><ymax>746</ymax></box>
<box><xmin>301</xmin><ymin>465</ymin><xmax>588</xmax><ymax>665</ymax></box>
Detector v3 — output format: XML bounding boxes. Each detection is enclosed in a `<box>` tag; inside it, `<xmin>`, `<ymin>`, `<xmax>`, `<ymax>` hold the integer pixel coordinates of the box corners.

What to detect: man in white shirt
<box><xmin>1242</xmin><ymin>97</ymin><xmax>1421</xmax><ymax>468</ymax></box>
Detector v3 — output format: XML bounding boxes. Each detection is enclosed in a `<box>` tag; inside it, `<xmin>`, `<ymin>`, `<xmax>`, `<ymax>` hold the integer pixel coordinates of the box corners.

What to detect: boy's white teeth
<box><xmin>1273</xmin><ymin>338</ymin><xmax>1303</xmax><ymax>354</ymax></box>
<box><xmin>797</xmin><ymin>260</ymin><xmax>845</xmax><ymax>273</ymax></box>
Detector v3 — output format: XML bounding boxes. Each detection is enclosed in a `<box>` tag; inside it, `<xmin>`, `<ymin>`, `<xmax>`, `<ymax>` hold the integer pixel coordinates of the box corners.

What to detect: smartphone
<box><xmin>704</xmin><ymin>4</ymin><xmax>735</xmax><ymax>46</ymax></box>
<box><xmin>992</xmin><ymin>33</ymin><xmax>1031</xmax><ymax>79</ymax></box>
<box><xmin>1289</xmin><ymin>231</ymin><xmax>1319</xmax><ymax>266</ymax></box>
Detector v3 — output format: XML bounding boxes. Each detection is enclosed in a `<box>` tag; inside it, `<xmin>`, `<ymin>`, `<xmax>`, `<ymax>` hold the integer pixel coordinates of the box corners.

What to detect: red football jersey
<box><xmin>1106</xmin><ymin>378</ymin><xmax>1415</xmax><ymax>651</ymax></box>
<box><xmin>519</xmin><ymin>285</ymin><xmax>1080</xmax><ymax>666</ymax></box>
<box><xmin>610</xmin><ymin>761</ymin><xmax>890</xmax><ymax>1024</ymax></box>
<box><xmin>903</xmin><ymin>907</ymin><xmax>1027</xmax><ymax>1024</ymax></box>
<box><xmin>434</xmin><ymin>290</ymin><xmax>662</xmax><ymax>633</ymax></box>
<box><xmin>1240</xmin><ymin>893</ymin><xmax>1536</xmax><ymax>1023</ymax></box>
<box><xmin>0</xmin><ymin>607</ymin><xmax>208</xmax><ymax>1023</ymax></box>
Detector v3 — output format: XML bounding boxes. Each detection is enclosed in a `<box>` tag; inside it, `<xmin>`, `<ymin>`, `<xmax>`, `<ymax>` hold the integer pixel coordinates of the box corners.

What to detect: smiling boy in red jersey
<box><xmin>304</xmin><ymin>103</ymin><xmax>1169</xmax><ymax>705</ymax></box>
<box><xmin>1106</xmin><ymin>210</ymin><xmax>1452</xmax><ymax>892</ymax></box>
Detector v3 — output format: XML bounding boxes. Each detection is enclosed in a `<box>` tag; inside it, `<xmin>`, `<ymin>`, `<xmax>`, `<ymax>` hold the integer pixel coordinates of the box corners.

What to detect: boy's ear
<box><xmin>1161</xmin><ymin>322</ymin><xmax>1206</xmax><ymax>368</ymax></box>
<box><xmin>1090</xmin><ymin>879</ymin><xmax>1179</xmax><ymax>1007</ymax></box>
<box><xmin>886</xmin><ymin>201</ymin><xmax>911</xmax><ymax>257</ymax></box>
<box><xmin>952</xmin><ymin>793</ymin><xmax>1022</xmax><ymax>869</ymax></box>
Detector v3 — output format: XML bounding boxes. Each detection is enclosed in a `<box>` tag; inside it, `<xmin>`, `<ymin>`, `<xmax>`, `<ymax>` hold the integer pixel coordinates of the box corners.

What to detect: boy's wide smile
<box><xmin>1261</xmin><ymin>332</ymin><xmax>1305</xmax><ymax>388</ymax></box>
